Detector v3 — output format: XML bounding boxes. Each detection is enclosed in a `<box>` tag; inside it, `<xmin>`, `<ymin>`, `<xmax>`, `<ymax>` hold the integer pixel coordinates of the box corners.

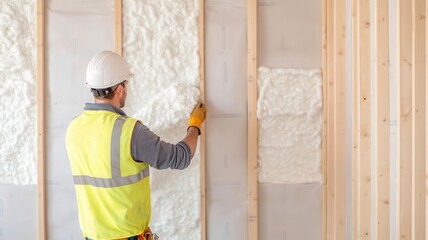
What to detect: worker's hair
<box><xmin>93</xmin><ymin>81</ymin><xmax>126</xmax><ymax>100</ymax></box>
<box><xmin>94</xmin><ymin>90</ymin><xmax>116</xmax><ymax>100</ymax></box>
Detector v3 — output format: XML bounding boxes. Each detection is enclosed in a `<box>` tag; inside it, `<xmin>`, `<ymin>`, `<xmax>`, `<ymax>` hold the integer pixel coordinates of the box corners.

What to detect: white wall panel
<box><xmin>205</xmin><ymin>0</ymin><xmax>247</xmax><ymax>116</ymax></box>
<box><xmin>206</xmin><ymin>118</ymin><xmax>247</xmax><ymax>183</ymax></box>
<box><xmin>208</xmin><ymin>184</ymin><xmax>248</xmax><ymax>239</ymax></box>
<box><xmin>46</xmin><ymin>0</ymin><xmax>115</xmax><ymax>238</ymax></box>
<box><xmin>258</xmin><ymin>0</ymin><xmax>322</xmax><ymax>68</ymax></box>
<box><xmin>205</xmin><ymin>1</ymin><xmax>248</xmax><ymax>239</ymax></box>
<box><xmin>259</xmin><ymin>183</ymin><xmax>322</xmax><ymax>240</ymax></box>
<box><xmin>0</xmin><ymin>185</ymin><xmax>37</xmax><ymax>239</ymax></box>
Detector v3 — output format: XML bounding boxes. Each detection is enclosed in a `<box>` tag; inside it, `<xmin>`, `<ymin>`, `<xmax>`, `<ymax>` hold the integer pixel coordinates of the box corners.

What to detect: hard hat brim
<box><xmin>85</xmin><ymin>73</ymin><xmax>134</xmax><ymax>89</ymax></box>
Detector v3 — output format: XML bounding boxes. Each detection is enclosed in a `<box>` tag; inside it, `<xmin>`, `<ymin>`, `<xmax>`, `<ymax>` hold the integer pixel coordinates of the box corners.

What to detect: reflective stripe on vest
<box><xmin>72</xmin><ymin>115</ymin><xmax>150</xmax><ymax>188</ymax></box>
<box><xmin>73</xmin><ymin>168</ymin><xmax>150</xmax><ymax>188</ymax></box>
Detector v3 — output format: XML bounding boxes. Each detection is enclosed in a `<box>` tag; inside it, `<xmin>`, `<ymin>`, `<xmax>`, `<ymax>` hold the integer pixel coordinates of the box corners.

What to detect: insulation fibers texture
<box><xmin>0</xmin><ymin>0</ymin><xmax>36</xmax><ymax>184</ymax></box>
<box><xmin>123</xmin><ymin>1</ymin><xmax>201</xmax><ymax>239</ymax></box>
<box><xmin>257</xmin><ymin>67</ymin><xmax>322</xmax><ymax>184</ymax></box>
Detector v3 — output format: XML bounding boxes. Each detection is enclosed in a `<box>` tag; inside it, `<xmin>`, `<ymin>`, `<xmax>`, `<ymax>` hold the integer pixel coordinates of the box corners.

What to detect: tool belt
<box><xmin>115</xmin><ymin>227</ymin><xmax>159</xmax><ymax>240</ymax></box>
<box><xmin>85</xmin><ymin>227</ymin><xmax>159</xmax><ymax>240</ymax></box>
<box><xmin>139</xmin><ymin>227</ymin><xmax>159</xmax><ymax>240</ymax></box>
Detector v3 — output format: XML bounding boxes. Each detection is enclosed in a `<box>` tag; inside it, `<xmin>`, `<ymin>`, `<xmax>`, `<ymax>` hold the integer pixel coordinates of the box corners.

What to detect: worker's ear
<box><xmin>116</xmin><ymin>84</ymin><xmax>124</xmax><ymax>96</ymax></box>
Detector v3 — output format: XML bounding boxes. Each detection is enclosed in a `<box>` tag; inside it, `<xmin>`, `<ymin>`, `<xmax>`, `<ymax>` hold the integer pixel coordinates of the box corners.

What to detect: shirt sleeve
<box><xmin>130</xmin><ymin>122</ymin><xmax>192</xmax><ymax>170</ymax></box>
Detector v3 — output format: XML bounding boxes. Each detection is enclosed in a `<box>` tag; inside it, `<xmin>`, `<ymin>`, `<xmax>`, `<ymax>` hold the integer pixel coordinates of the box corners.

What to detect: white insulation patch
<box><xmin>0</xmin><ymin>1</ymin><xmax>36</xmax><ymax>184</ymax></box>
<box><xmin>257</xmin><ymin>67</ymin><xmax>322</xmax><ymax>184</ymax></box>
<box><xmin>123</xmin><ymin>1</ymin><xmax>201</xmax><ymax>239</ymax></box>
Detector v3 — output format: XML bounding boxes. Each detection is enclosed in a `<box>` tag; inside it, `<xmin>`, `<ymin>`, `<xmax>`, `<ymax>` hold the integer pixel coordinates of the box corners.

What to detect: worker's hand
<box><xmin>188</xmin><ymin>101</ymin><xmax>207</xmax><ymax>135</ymax></box>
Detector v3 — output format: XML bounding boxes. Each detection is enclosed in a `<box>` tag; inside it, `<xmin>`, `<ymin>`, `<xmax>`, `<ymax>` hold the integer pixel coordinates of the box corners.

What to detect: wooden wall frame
<box><xmin>426</xmin><ymin>0</ymin><xmax>428</xmax><ymax>235</ymax></box>
<box><xmin>398</xmin><ymin>0</ymin><xmax>413</xmax><ymax>238</ymax></box>
<box><xmin>37</xmin><ymin>0</ymin><xmax>46</xmax><ymax>239</ymax></box>
<box><xmin>321</xmin><ymin>0</ymin><xmax>328</xmax><ymax>239</ymax></box>
<box><xmin>198</xmin><ymin>0</ymin><xmax>206</xmax><ymax>239</ymax></box>
<box><xmin>374</xmin><ymin>0</ymin><xmax>391</xmax><ymax>239</ymax></box>
<box><xmin>326</xmin><ymin>0</ymin><xmax>349</xmax><ymax>239</ymax></box>
<box><xmin>353</xmin><ymin>0</ymin><xmax>372</xmax><ymax>238</ymax></box>
<box><xmin>412</xmin><ymin>0</ymin><xmax>426</xmax><ymax>238</ymax></box>
<box><xmin>326</xmin><ymin>0</ymin><xmax>335</xmax><ymax>238</ymax></box>
<box><xmin>114</xmin><ymin>0</ymin><xmax>122</xmax><ymax>56</ymax></box>
<box><xmin>325</xmin><ymin>0</ymin><xmax>347</xmax><ymax>239</ymax></box>
<box><xmin>333</xmin><ymin>0</ymin><xmax>347</xmax><ymax>237</ymax></box>
<box><xmin>247</xmin><ymin>0</ymin><xmax>258</xmax><ymax>239</ymax></box>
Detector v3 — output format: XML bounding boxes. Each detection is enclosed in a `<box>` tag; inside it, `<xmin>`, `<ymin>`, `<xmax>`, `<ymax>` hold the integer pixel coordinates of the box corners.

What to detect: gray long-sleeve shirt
<box><xmin>84</xmin><ymin>103</ymin><xmax>192</xmax><ymax>170</ymax></box>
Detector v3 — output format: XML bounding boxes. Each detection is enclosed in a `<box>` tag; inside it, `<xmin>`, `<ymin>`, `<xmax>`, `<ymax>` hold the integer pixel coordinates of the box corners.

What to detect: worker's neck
<box><xmin>95</xmin><ymin>98</ymin><xmax>120</xmax><ymax>109</ymax></box>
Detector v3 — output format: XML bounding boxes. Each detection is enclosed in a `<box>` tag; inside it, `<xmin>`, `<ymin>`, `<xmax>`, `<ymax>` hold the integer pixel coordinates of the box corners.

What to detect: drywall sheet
<box><xmin>257</xmin><ymin>0</ymin><xmax>322</xmax><ymax>68</ymax></box>
<box><xmin>205</xmin><ymin>0</ymin><xmax>248</xmax><ymax>239</ymax></box>
<box><xmin>257</xmin><ymin>67</ymin><xmax>322</xmax><ymax>184</ymax></box>
<box><xmin>123</xmin><ymin>1</ymin><xmax>201</xmax><ymax>239</ymax></box>
<box><xmin>46</xmin><ymin>0</ymin><xmax>115</xmax><ymax>238</ymax></box>
<box><xmin>206</xmin><ymin>118</ymin><xmax>248</xmax><ymax>239</ymax></box>
<box><xmin>0</xmin><ymin>0</ymin><xmax>37</xmax><ymax>185</ymax></box>
<box><xmin>0</xmin><ymin>185</ymin><xmax>37</xmax><ymax>238</ymax></box>
<box><xmin>259</xmin><ymin>183</ymin><xmax>322</xmax><ymax>239</ymax></box>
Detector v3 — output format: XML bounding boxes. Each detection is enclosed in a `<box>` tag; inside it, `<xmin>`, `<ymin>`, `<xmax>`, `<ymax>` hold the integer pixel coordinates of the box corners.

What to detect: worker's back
<box><xmin>66</xmin><ymin>109</ymin><xmax>151</xmax><ymax>239</ymax></box>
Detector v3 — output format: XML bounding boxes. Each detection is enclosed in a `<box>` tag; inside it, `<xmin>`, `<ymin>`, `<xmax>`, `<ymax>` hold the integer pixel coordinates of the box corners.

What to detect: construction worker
<box><xmin>65</xmin><ymin>50</ymin><xmax>206</xmax><ymax>240</ymax></box>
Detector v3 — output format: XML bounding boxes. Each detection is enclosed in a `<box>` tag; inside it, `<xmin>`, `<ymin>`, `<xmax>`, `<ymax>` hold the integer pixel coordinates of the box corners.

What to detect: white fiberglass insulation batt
<box><xmin>123</xmin><ymin>1</ymin><xmax>201</xmax><ymax>239</ymax></box>
<box><xmin>0</xmin><ymin>1</ymin><xmax>36</xmax><ymax>184</ymax></box>
<box><xmin>257</xmin><ymin>67</ymin><xmax>322</xmax><ymax>184</ymax></box>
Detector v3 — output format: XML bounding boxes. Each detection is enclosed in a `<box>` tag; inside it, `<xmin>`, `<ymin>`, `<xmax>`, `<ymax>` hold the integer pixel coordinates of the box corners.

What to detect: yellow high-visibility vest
<box><xmin>66</xmin><ymin>110</ymin><xmax>151</xmax><ymax>240</ymax></box>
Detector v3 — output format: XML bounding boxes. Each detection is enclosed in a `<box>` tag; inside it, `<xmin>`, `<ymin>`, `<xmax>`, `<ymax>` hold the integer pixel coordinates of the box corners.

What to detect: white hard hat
<box><xmin>85</xmin><ymin>50</ymin><xmax>134</xmax><ymax>89</ymax></box>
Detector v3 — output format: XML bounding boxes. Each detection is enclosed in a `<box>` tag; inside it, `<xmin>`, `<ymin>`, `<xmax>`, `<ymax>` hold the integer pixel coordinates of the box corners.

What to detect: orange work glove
<box><xmin>188</xmin><ymin>101</ymin><xmax>207</xmax><ymax>135</ymax></box>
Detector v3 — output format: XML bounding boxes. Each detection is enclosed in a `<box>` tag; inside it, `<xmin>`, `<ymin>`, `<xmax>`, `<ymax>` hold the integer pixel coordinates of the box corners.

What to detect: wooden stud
<box><xmin>356</xmin><ymin>0</ymin><xmax>372</xmax><ymax>239</ymax></box>
<box><xmin>351</xmin><ymin>0</ymin><xmax>359</xmax><ymax>238</ymax></box>
<box><xmin>412</xmin><ymin>0</ymin><xmax>426</xmax><ymax>238</ymax></box>
<box><xmin>426</xmin><ymin>0</ymin><xmax>428</xmax><ymax>235</ymax></box>
<box><xmin>37</xmin><ymin>0</ymin><xmax>46</xmax><ymax>239</ymax></box>
<box><xmin>397</xmin><ymin>0</ymin><xmax>413</xmax><ymax>239</ymax></box>
<box><xmin>326</xmin><ymin>0</ymin><xmax>335</xmax><ymax>238</ymax></box>
<box><xmin>333</xmin><ymin>0</ymin><xmax>347</xmax><ymax>238</ymax></box>
<box><xmin>321</xmin><ymin>0</ymin><xmax>327</xmax><ymax>239</ymax></box>
<box><xmin>327</xmin><ymin>0</ymin><xmax>347</xmax><ymax>239</ymax></box>
<box><xmin>114</xmin><ymin>0</ymin><xmax>122</xmax><ymax>56</ymax></box>
<box><xmin>374</xmin><ymin>0</ymin><xmax>391</xmax><ymax>239</ymax></box>
<box><xmin>247</xmin><ymin>0</ymin><xmax>258</xmax><ymax>239</ymax></box>
<box><xmin>198</xmin><ymin>0</ymin><xmax>206</xmax><ymax>239</ymax></box>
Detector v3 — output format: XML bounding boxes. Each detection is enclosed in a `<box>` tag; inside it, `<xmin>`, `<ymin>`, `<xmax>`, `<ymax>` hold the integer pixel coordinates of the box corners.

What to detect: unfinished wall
<box><xmin>0</xmin><ymin>1</ymin><xmax>37</xmax><ymax>238</ymax></box>
<box><xmin>123</xmin><ymin>1</ymin><xmax>201</xmax><ymax>239</ymax></box>
<box><xmin>203</xmin><ymin>0</ymin><xmax>324</xmax><ymax>239</ymax></box>
<box><xmin>256</xmin><ymin>1</ymin><xmax>323</xmax><ymax>239</ymax></box>
<box><xmin>42</xmin><ymin>0</ymin><xmax>203</xmax><ymax>239</ymax></box>
<box><xmin>0</xmin><ymin>0</ymin><xmax>37</xmax><ymax>185</ymax></box>
<box><xmin>45</xmin><ymin>0</ymin><xmax>115</xmax><ymax>238</ymax></box>
<box><xmin>257</xmin><ymin>67</ymin><xmax>322</xmax><ymax>184</ymax></box>
<box><xmin>205</xmin><ymin>0</ymin><xmax>248</xmax><ymax>239</ymax></box>
<box><xmin>0</xmin><ymin>1</ymin><xmax>326</xmax><ymax>239</ymax></box>
<box><xmin>327</xmin><ymin>0</ymin><xmax>425</xmax><ymax>239</ymax></box>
